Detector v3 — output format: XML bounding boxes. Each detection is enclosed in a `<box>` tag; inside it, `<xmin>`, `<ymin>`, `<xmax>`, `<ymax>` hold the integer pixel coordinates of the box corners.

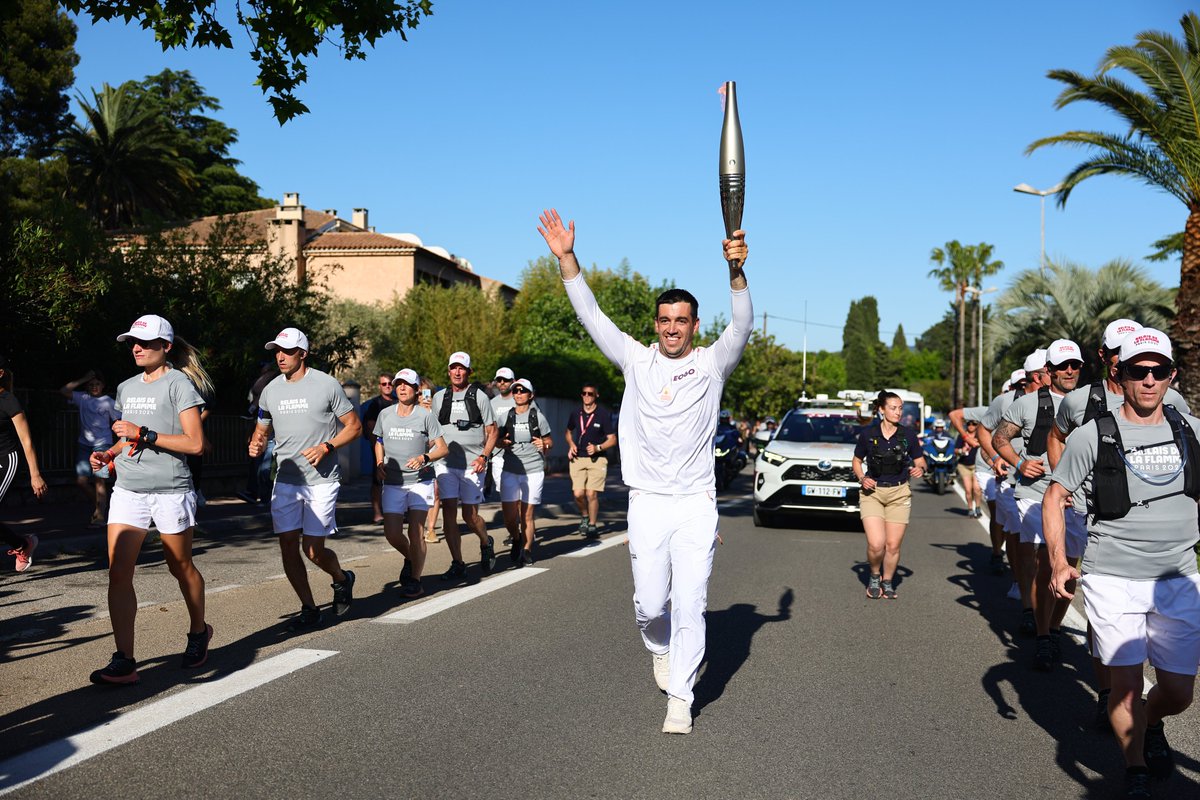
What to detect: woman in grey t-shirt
<box><xmin>373</xmin><ymin>369</ymin><xmax>449</xmax><ymax>598</ymax></box>
<box><xmin>497</xmin><ymin>379</ymin><xmax>553</xmax><ymax>566</ymax></box>
<box><xmin>88</xmin><ymin>314</ymin><xmax>215</xmax><ymax>686</ymax></box>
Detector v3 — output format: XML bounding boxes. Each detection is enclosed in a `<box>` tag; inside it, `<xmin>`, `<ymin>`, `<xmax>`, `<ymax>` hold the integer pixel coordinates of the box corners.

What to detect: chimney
<box><xmin>277</xmin><ymin>192</ymin><xmax>304</xmax><ymax>222</ymax></box>
<box><xmin>353</xmin><ymin>208</ymin><xmax>368</xmax><ymax>230</ymax></box>
<box><xmin>323</xmin><ymin>208</ymin><xmax>337</xmax><ymax>217</ymax></box>
<box><xmin>269</xmin><ymin>192</ymin><xmax>307</xmax><ymax>284</ymax></box>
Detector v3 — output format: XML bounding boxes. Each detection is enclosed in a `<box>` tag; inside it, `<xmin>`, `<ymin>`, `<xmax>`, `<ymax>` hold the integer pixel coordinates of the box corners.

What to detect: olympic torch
<box><xmin>718</xmin><ymin>81</ymin><xmax>745</xmax><ymax>268</ymax></box>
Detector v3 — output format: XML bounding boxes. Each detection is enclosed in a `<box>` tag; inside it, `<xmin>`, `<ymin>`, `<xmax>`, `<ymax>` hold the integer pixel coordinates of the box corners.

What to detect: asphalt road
<box><xmin>2</xmin><ymin>476</ymin><xmax>1198</xmax><ymax>799</ymax></box>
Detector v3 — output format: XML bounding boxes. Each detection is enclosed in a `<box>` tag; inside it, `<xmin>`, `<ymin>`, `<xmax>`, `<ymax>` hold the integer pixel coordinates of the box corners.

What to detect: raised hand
<box><xmin>537</xmin><ymin>209</ymin><xmax>575</xmax><ymax>259</ymax></box>
<box><xmin>723</xmin><ymin>229</ymin><xmax>748</xmax><ymax>266</ymax></box>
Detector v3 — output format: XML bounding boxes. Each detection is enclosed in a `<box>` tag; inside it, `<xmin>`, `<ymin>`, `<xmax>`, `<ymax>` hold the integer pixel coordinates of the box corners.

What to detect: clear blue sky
<box><xmin>70</xmin><ymin>1</ymin><xmax>1194</xmax><ymax>353</ymax></box>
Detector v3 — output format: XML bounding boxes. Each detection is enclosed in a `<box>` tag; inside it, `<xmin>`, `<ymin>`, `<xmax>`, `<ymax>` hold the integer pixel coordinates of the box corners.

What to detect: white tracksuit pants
<box><xmin>626</xmin><ymin>489</ymin><xmax>719</xmax><ymax>707</ymax></box>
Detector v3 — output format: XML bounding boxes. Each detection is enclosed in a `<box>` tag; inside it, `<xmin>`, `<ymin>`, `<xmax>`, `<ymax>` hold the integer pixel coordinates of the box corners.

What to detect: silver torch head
<box><xmin>718</xmin><ymin>81</ymin><xmax>745</xmax><ymax>243</ymax></box>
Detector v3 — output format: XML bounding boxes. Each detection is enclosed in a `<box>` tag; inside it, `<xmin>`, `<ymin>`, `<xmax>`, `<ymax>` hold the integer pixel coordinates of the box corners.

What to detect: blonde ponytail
<box><xmin>169</xmin><ymin>335</ymin><xmax>215</xmax><ymax>400</ymax></box>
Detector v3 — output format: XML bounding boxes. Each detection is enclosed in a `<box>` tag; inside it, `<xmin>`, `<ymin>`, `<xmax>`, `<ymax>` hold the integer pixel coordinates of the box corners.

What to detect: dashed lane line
<box><xmin>560</xmin><ymin>534</ymin><xmax>629</xmax><ymax>558</ymax></box>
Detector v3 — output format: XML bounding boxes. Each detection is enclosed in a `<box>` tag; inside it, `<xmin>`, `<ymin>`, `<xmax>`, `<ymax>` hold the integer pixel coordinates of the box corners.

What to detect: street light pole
<box><xmin>965</xmin><ymin>285</ymin><xmax>998</xmax><ymax>405</ymax></box>
<box><xmin>1013</xmin><ymin>182</ymin><xmax>1064</xmax><ymax>276</ymax></box>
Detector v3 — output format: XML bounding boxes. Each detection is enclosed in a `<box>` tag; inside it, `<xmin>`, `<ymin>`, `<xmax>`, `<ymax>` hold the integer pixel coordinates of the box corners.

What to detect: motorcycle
<box><xmin>922</xmin><ymin>433</ymin><xmax>958</xmax><ymax>495</ymax></box>
<box><xmin>713</xmin><ymin>427</ymin><xmax>745</xmax><ymax>490</ymax></box>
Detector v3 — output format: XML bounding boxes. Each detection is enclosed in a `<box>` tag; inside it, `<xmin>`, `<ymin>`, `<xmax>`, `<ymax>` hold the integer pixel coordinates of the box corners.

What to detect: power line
<box><xmin>762</xmin><ymin>312</ymin><xmax>906</xmax><ymax>339</ymax></box>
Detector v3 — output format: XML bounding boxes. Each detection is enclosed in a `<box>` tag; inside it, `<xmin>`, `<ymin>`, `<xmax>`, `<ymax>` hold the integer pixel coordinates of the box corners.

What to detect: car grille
<box><xmin>782</xmin><ymin>464</ymin><xmax>855</xmax><ymax>482</ymax></box>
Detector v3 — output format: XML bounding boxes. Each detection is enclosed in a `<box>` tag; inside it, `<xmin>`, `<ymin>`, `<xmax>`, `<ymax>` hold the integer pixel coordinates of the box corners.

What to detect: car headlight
<box><xmin>760</xmin><ymin>450</ymin><xmax>787</xmax><ymax>466</ymax></box>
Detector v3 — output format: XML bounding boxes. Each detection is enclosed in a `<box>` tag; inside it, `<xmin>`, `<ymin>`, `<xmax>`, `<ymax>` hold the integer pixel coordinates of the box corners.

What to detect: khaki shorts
<box><xmin>956</xmin><ymin>464</ymin><xmax>975</xmax><ymax>486</ymax></box>
<box><xmin>569</xmin><ymin>455</ymin><xmax>609</xmax><ymax>492</ymax></box>
<box><xmin>859</xmin><ymin>483</ymin><xmax>912</xmax><ymax>524</ymax></box>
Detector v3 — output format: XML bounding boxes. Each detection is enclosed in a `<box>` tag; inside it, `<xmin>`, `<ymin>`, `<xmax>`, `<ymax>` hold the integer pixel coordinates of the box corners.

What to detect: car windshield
<box><xmin>899</xmin><ymin>401</ymin><xmax>921</xmax><ymax>430</ymax></box>
<box><xmin>776</xmin><ymin>413</ymin><xmax>862</xmax><ymax>444</ymax></box>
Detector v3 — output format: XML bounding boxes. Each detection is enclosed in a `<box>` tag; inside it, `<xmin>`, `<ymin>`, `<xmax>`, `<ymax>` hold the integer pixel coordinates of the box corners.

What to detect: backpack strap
<box><xmin>1082</xmin><ymin>381</ymin><xmax>1107</xmax><ymax>424</ymax></box>
<box><xmin>1026</xmin><ymin>387</ymin><xmax>1055</xmax><ymax>456</ymax></box>
<box><xmin>1091</xmin><ymin>411</ymin><xmax>1131</xmax><ymax>520</ymax></box>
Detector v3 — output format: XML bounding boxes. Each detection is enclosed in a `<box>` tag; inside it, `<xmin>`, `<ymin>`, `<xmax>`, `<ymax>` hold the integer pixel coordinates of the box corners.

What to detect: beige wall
<box><xmin>305</xmin><ymin>251</ymin><xmax>417</xmax><ymax>305</ymax></box>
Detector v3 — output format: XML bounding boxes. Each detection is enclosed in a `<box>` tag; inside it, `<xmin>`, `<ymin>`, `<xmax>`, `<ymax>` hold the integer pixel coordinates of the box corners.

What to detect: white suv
<box><xmin>752</xmin><ymin>407</ymin><xmax>863</xmax><ymax>527</ymax></box>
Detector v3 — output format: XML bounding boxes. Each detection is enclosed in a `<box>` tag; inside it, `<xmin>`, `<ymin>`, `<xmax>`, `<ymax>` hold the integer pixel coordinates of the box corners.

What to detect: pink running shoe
<box><xmin>9</xmin><ymin>534</ymin><xmax>37</xmax><ymax>573</ymax></box>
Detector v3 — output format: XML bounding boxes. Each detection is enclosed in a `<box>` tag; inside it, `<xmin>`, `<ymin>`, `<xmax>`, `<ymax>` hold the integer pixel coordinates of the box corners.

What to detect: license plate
<box><xmin>802</xmin><ymin>485</ymin><xmax>845</xmax><ymax>498</ymax></box>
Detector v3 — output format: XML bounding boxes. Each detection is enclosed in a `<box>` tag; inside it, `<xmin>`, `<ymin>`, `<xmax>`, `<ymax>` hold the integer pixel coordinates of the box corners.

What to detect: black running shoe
<box><xmin>1033</xmin><ymin>636</ymin><xmax>1054</xmax><ymax>672</ymax></box>
<box><xmin>866</xmin><ymin>574</ymin><xmax>882</xmax><ymax>600</ymax></box>
<box><xmin>1124</xmin><ymin>769</ymin><xmax>1151</xmax><ymax>798</ymax></box>
<box><xmin>400</xmin><ymin>560</ymin><xmax>412</xmax><ymax>584</ymax></box>
<box><xmin>480</xmin><ymin>535</ymin><xmax>496</xmax><ymax>575</ymax></box>
<box><xmin>332</xmin><ymin>570</ymin><xmax>355</xmax><ymax>616</ymax></box>
<box><xmin>440</xmin><ymin>560</ymin><xmax>467</xmax><ymax>581</ymax></box>
<box><xmin>881</xmin><ymin>580</ymin><xmax>898</xmax><ymax>600</ymax></box>
<box><xmin>288</xmin><ymin>604</ymin><xmax>322</xmax><ymax>632</ymax></box>
<box><xmin>521</xmin><ymin>549</ymin><xmax>534</xmax><ymax>567</ymax></box>
<box><xmin>1095</xmin><ymin>688</ymin><xmax>1112</xmax><ymax>731</ymax></box>
<box><xmin>989</xmin><ymin>552</ymin><xmax>1005</xmax><ymax>576</ymax></box>
<box><xmin>181</xmin><ymin>623</ymin><xmax>213</xmax><ymax>668</ymax></box>
<box><xmin>1144</xmin><ymin>722</ymin><xmax>1174</xmax><ymax>779</ymax></box>
<box><xmin>585</xmin><ymin>524</ymin><xmax>601</xmax><ymax>540</ymax></box>
<box><xmin>401</xmin><ymin>579</ymin><xmax>425</xmax><ymax>599</ymax></box>
<box><xmin>511</xmin><ymin>546</ymin><xmax>523</xmax><ymax>567</ymax></box>
<box><xmin>90</xmin><ymin>651</ymin><xmax>140</xmax><ymax>685</ymax></box>
<box><xmin>1019</xmin><ymin>608</ymin><xmax>1036</xmax><ymax>638</ymax></box>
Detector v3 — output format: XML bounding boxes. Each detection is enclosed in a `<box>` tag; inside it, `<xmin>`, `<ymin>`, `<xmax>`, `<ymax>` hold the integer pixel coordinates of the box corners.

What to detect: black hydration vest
<box><xmin>1024</xmin><ymin>387</ymin><xmax>1057</xmax><ymax>457</ymax></box>
<box><xmin>1091</xmin><ymin>405</ymin><xmax>1200</xmax><ymax>520</ymax></box>
<box><xmin>867</xmin><ymin>426</ymin><xmax>909</xmax><ymax>478</ymax></box>
<box><xmin>1082</xmin><ymin>381</ymin><xmax>1107</xmax><ymax>425</ymax></box>
<box><xmin>501</xmin><ymin>406</ymin><xmax>543</xmax><ymax>443</ymax></box>
<box><xmin>437</xmin><ymin>383</ymin><xmax>486</xmax><ymax>428</ymax></box>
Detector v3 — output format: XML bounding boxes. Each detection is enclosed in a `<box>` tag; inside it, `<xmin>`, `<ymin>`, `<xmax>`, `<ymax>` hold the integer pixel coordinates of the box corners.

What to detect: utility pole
<box><xmin>762</xmin><ymin>311</ymin><xmax>768</xmax><ymax>336</ymax></box>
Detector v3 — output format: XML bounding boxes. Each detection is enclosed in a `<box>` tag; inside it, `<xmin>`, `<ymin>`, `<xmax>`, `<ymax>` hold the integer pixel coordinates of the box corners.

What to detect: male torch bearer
<box><xmin>718</xmin><ymin>80</ymin><xmax>745</xmax><ymax>268</ymax></box>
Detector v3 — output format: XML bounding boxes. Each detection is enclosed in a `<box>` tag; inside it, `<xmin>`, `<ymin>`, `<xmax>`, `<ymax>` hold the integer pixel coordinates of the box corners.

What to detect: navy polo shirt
<box><xmin>854</xmin><ymin>421</ymin><xmax>923</xmax><ymax>486</ymax></box>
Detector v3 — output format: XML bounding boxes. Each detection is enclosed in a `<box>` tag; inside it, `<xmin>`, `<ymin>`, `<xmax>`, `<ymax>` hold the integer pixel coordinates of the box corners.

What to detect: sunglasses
<box><xmin>513</xmin><ymin>387</ymin><xmax>531</xmax><ymax>394</ymax></box>
<box><xmin>1122</xmin><ymin>363</ymin><xmax>1174</xmax><ymax>381</ymax></box>
<box><xmin>581</xmin><ymin>390</ymin><xmax>596</xmax><ymax>396</ymax></box>
<box><xmin>1051</xmin><ymin>360</ymin><xmax>1083</xmax><ymax>371</ymax></box>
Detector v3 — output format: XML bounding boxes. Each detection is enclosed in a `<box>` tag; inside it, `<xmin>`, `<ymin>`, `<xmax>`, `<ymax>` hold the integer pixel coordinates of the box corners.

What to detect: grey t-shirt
<box><xmin>373</xmin><ymin>405</ymin><xmax>443</xmax><ymax>486</ymax></box>
<box><xmin>114</xmin><ymin>370</ymin><xmax>205</xmax><ymax>494</ymax></box>
<box><xmin>259</xmin><ymin>368</ymin><xmax>354</xmax><ymax>485</ymax></box>
<box><xmin>1056</xmin><ymin>383</ymin><xmax>1192</xmax><ymax>435</ymax></box>
<box><xmin>490</xmin><ymin>392</ymin><xmax>515</xmax><ymax>418</ymax></box>
<box><xmin>981</xmin><ymin>391</ymin><xmax>1024</xmax><ymax>487</ymax></box>
<box><xmin>1052</xmin><ymin>412</ymin><xmax>1200</xmax><ymax>580</ymax></box>
<box><xmin>431</xmin><ymin>386</ymin><xmax>496</xmax><ymax>469</ymax></box>
<box><xmin>1002</xmin><ymin>389</ymin><xmax>1066</xmax><ymax>500</ymax></box>
<box><xmin>499</xmin><ymin>406</ymin><xmax>553</xmax><ymax>474</ymax></box>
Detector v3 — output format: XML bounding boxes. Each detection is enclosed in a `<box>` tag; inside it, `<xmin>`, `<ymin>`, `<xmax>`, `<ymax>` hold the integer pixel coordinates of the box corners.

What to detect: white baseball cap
<box><xmin>1009</xmin><ymin>369</ymin><xmax>1026</xmax><ymax>385</ymax></box>
<box><xmin>393</xmin><ymin>368</ymin><xmax>420</xmax><ymax>387</ymax></box>
<box><xmin>1047</xmin><ymin>339</ymin><xmax>1083</xmax><ymax>366</ymax></box>
<box><xmin>1119</xmin><ymin>327</ymin><xmax>1173</xmax><ymax>363</ymax></box>
<box><xmin>512</xmin><ymin>378</ymin><xmax>534</xmax><ymax>394</ymax></box>
<box><xmin>1103</xmin><ymin>319</ymin><xmax>1142</xmax><ymax>350</ymax></box>
<box><xmin>494</xmin><ymin>367</ymin><xmax>515</xmax><ymax>380</ymax></box>
<box><xmin>1023</xmin><ymin>349</ymin><xmax>1048</xmax><ymax>372</ymax></box>
<box><xmin>448</xmin><ymin>351</ymin><xmax>471</xmax><ymax>369</ymax></box>
<box><xmin>117</xmin><ymin>314</ymin><xmax>174</xmax><ymax>343</ymax></box>
<box><xmin>1001</xmin><ymin>381</ymin><xmax>1012</xmax><ymax>392</ymax></box>
<box><xmin>265</xmin><ymin>327</ymin><xmax>309</xmax><ymax>351</ymax></box>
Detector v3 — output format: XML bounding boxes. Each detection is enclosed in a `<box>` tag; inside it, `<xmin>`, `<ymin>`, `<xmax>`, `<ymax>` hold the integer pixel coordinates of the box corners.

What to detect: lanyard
<box><xmin>579</xmin><ymin>410</ymin><xmax>595</xmax><ymax>438</ymax></box>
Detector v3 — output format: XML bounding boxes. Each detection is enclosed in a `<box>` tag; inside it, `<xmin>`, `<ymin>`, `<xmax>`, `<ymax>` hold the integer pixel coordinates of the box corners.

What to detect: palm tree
<box><xmin>1027</xmin><ymin>11</ymin><xmax>1200</xmax><ymax>404</ymax></box>
<box><xmin>929</xmin><ymin>241</ymin><xmax>1003</xmax><ymax>407</ymax></box>
<box><xmin>60</xmin><ymin>82</ymin><xmax>194</xmax><ymax>229</ymax></box>
<box><xmin>988</xmin><ymin>259</ymin><xmax>1175</xmax><ymax>382</ymax></box>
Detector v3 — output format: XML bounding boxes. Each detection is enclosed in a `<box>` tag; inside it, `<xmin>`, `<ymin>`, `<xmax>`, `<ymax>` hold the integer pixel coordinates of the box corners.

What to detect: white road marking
<box><xmin>950</xmin><ymin>483</ymin><xmax>1156</xmax><ymax>694</ymax></box>
<box><xmin>205</xmin><ymin>584</ymin><xmax>241</xmax><ymax>595</ymax></box>
<box><xmin>561</xmin><ymin>534</ymin><xmax>629</xmax><ymax>557</ymax></box>
<box><xmin>0</xmin><ymin>648</ymin><xmax>338</xmax><ymax>795</ymax></box>
<box><xmin>375</xmin><ymin>568</ymin><xmax>547</xmax><ymax>623</ymax></box>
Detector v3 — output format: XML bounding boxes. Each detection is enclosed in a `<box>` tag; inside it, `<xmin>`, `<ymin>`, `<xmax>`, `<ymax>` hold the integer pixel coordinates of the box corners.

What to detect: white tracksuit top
<box><xmin>563</xmin><ymin>274</ymin><xmax>753</xmax><ymax>495</ymax></box>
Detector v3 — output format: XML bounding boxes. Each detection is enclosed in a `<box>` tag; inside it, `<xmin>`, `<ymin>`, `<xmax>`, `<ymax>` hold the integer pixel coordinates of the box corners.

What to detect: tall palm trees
<box><xmin>1027</xmin><ymin>11</ymin><xmax>1200</xmax><ymax>404</ymax></box>
<box><xmin>929</xmin><ymin>241</ymin><xmax>1004</xmax><ymax>407</ymax></box>
<box><xmin>60</xmin><ymin>82</ymin><xmax>193</xmax><ymax>229</ymax></box>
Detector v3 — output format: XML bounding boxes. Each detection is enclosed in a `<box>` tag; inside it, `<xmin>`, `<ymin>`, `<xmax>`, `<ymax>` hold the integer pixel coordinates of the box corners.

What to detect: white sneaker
<box><xmin>652</xmin><ymin>652</ymin><xmax>670</xmax><ymax>692</ymax></box>
<box><xmin>662</xmin><ymin>697</ymin><xmax>692</xmax><ymax>734</ymax></box>
<box><xmin>1006</xmin><ymin>581</ymin><xmax>1021</xmax><ymax>600</ymax></box>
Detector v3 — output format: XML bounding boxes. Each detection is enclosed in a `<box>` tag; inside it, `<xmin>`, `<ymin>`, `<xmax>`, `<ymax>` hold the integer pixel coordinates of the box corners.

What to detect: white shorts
<box><xmin>1081</xmin><ymin>573</ymin><xmax>1200</xmax><ymax>674</ymax></box>
<box><xmin>974</xmin><ymin>469</ymin><xmax>997</xmax><ymax>502</ymax></box>
<box><xmin>996</xmin><ymin>484</ymin><xmax>1020</xmax><ymax>534</ymax></box>
<box><xmin>500</xmin><ymin>470</ymin><xmax>544</xmax><ymax>505</ymax></box>
<box><xmin>108</xmin><ymin>486</ymin><xmax>196</xmax><ymax>534</ymax></box>
<box><xmin>1016</xmin><ymin>496</ymin><xmax>1086</xmax><ymax>557</ymax></box>
<box><xmin>436</xmin><ymin>467</ymin><xmax>485</xmax><ymax>505</ymax></box>
<box><xmin>382</xmin><ymin>481</ymin><xmax>436</xmax><ymax>515</ymax></box>
<box><xmin>271</xmin><ymin>481</ymin><xmax>340</xmax><ymax>537</ymax></box>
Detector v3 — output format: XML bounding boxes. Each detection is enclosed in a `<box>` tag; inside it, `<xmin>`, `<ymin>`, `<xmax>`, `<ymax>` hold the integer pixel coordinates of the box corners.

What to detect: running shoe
<box><xmin>288</xmin><ymin>605</ymin><xmax>322</xmax><ymax>631</ymax></box>
<box><xmin>1095</xmin><ymin>688</ymin><xmax>1112</xmax><ymax>731</ymax></box>
<box><xmin>520</xmin><ymin>549</ymin><xmax>534</xmax><ymax>567</ymax></box>
<box><xmin>1124</xmin><ymin>769</ymin><xmax>1151</xmax><ymax>799</ymax></box>
<box><xmin>90</xmin><ymin>651</ymin><xmax>140</xmax><ymax>685</ymax></box>
<box><xmin>881</xmin><ymin>580</ymin><xmax>898</xmax><ymax>600</ymax></box>
<box><xmin>652</xmin><ymin>652</ymin><xmax>670</xmax><ymax>692</ymax></box>
<box><xmin>1006</xmin><ymin>582</ymin><xmax>1021</xmax><ymax>601</ymax></box>
<box><xmin>181</xmin><ymin>623</ymin><xmax>213</xmax><ymax>669</ymax></box>
<box><xmin>511</xmin><ymin>546</ymin><xmax>523</xmax><ymax>567</ymax></box>
<box><xmin>866</xmin><ymin>574</ymin><xmax>883</xmax><ymax>600</ymax></box>
<box><xmin>480</xmin><ymin>536</ymin><xmax>496</xmax><ymax>575</ymax></box>
<box><xmin>585</xmin><ymin>524</ymin><xmax>601</xmax><ymax>540</ymax></box>
<box><xmin>440</xmin><ymin>560</ymin><xmax>467</xmax><ymax>581</ymax></box>
<box><xmin>989</xmin><ymin>552</ymin><xmax>1005</xmax><ymax>576</ymax></box>
<box><xmin>332</xmin><ymin>570</ymin><xmax>355</xmax><ymax>616</ymax></box>
<box><xmin>1033</xmin><ymin>635</ymin><xmax>1054</xmax><ymax>672</ymax></box>
<box><xmin>1144</xmin><ymin>722</ymin><xmax>1174</xmax><ymax>779</ymax></box>
<box><xmin>9</xmin><ymin>534</ymin><xmax>37</xmax><ymax>573</ymax></box>
<box><xmin>401</xmin><ymin>579</ymin><xmax>425</xmax><ymax>599</ymax></box>
<box><xmin>1019</xmin><ymin>608</ymin><xmax>1036</xmax><ymax>637</ymax></box>
<box><xmin>400</xmin><ymin>560</ymin><xmax>412</xmax><ymax>585</ymax></box>
<box><xmin>662</xmin><ymin>697</ymin><xmax>692</xmax><ymax>734</ymax></box>
<box><xmin>578</xmin><ymin>518</ymin><xmax>589</xmax><ymax>536</ymax></box>
<box><xmin>1049</xmin><ymin>629</ymin><xmax>1063</xmax><ymax>664</ymax></box>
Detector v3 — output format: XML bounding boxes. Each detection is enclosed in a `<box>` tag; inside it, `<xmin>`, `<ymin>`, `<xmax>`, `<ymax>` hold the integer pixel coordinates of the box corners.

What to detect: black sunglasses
<box><xmin>1051</xmin><ymin>360</ymin><xmax>1084</xmax><ymax>372</ymax></box>
<box><xmin>1122</xmin><ymin>363</ymin><xmax>1174</xmax><ymax>381</ymax></box>
<box><xmin>581</xmin><ymin>390</ymin><xmax>596</xmax><ymax>396</ymax></box>
<box><xmin>513</xmin><ymin>387</ymin><xmax>531</xmax><ymax>394</ymax></box>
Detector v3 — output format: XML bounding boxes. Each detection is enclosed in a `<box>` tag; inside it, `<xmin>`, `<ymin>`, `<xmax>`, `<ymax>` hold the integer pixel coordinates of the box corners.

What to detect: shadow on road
<box><xmin>693</xmin><ymin>587</ymin><xmax>793</xmax><ymax>715</ymax></box>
